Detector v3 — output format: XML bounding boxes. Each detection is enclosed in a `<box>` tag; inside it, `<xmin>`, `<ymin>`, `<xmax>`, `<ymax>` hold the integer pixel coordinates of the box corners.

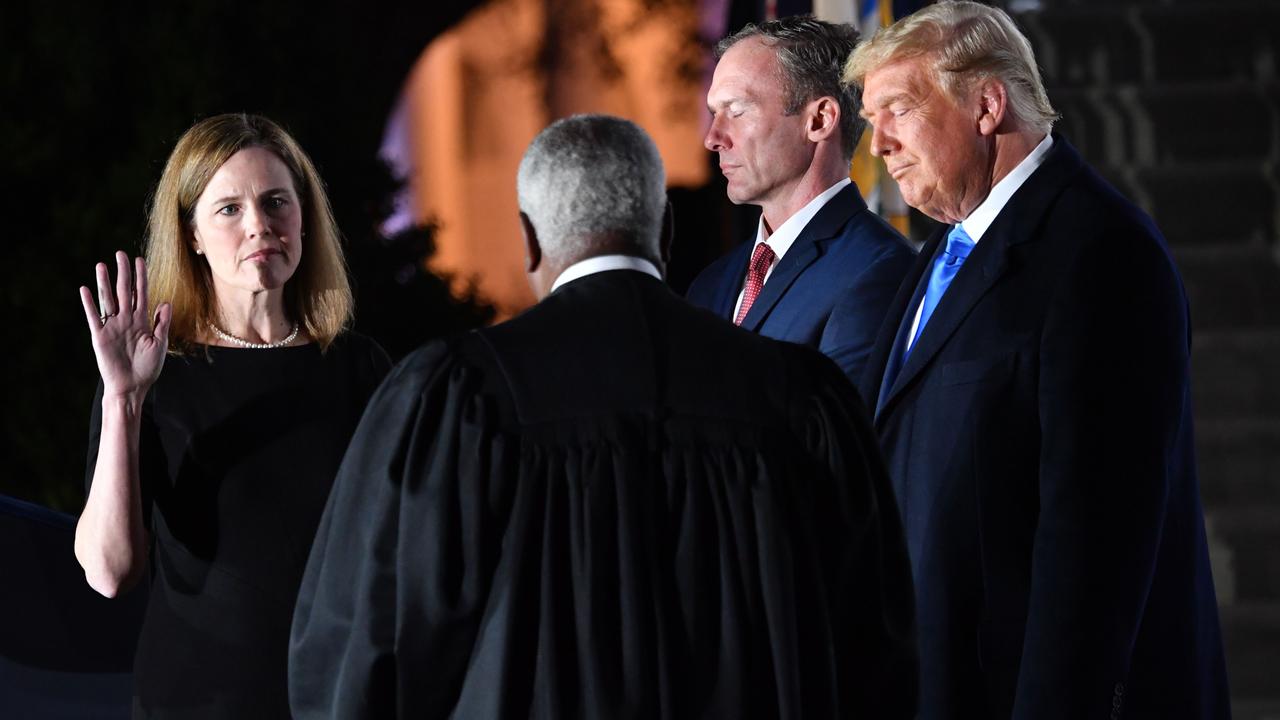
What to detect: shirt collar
<box><xmin>550</xmin><ymin>254</ymin><xmax>662</xmax><ymax>293</ymax></box>
<box><xmin>753</xmin><ymin>177</ymin><xmax>851</xmax><ymax>260</ymax></box>
<box><xmin>960</xmin><ymin>133</ymin><xmax>1053</xmax><ymax>243</ymax></box>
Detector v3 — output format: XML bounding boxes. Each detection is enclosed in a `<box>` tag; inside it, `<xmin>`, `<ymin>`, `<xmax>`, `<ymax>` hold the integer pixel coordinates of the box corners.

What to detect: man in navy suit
<box><xmin>687</xmin><ymin>16</ymin><xmax>914</xmax><ymax>387</ymax></box>
<box><xmin>846</xmin><ymin>3</ymin><xmax>1230</xmax><ymax>718</ymax></box>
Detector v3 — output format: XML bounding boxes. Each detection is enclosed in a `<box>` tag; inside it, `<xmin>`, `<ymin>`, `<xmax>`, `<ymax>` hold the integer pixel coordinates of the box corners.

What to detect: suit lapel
<box><xmin>740</xmin><ymin>185</ymin><xmax>864</xmax><ymax>331</ymax></box>
<box><xmin>873</xmin><ymin>134</ymin><xmax>1087</xmax><ymax>424</ymax></box>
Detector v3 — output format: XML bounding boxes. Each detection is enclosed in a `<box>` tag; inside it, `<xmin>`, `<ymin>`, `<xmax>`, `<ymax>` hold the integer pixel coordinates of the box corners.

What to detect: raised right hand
<box><xmin>79</xmin><ymin>251</ymin><xmax>172</xmax><ymax>401</ymax></box>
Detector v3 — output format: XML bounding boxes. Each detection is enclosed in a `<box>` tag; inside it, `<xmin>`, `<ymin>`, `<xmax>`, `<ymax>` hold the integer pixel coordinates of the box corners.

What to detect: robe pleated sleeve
<box><xmin>289</xmin><ymin>335</ymin><xmax>916</xmax><ymax>719</ymax></box>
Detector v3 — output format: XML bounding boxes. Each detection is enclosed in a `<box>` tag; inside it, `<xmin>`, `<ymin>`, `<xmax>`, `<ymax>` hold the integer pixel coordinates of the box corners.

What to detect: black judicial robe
<box><xmin>289</xmin><ymin>269</ymin><xmax>917</xmax><ymax>719</ymax></box>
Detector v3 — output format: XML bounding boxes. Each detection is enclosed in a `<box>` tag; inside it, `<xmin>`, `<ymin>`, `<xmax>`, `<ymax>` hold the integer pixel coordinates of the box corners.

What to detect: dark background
<box><xmin>0</xmin><ymin>0</ymin><xmax>756</xmax><ymax>512</ymax></box>
<box><xmin>1</xmin><ymin>1</ymin><xmax>457</xmax><ymax>510</ymax></box>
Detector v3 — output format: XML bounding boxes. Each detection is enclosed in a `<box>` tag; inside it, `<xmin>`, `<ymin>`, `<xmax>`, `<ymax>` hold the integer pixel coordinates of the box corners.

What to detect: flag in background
<box><xmin>854</xmin><ymin>0</ymin><xmax>893</xmax><ymax>33</ymax></box>
<box><xmin>844</xmin><ymin>0</ymin><xmax>911</xmax><ymax>235</ymax></box>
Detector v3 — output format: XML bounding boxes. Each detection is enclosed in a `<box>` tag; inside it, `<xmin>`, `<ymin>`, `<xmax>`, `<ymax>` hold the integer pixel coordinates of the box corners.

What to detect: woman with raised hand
<box><xmin>75</xmin><ymin>113</ymin><xmax>391</xmax><ymax>719</ymax></box>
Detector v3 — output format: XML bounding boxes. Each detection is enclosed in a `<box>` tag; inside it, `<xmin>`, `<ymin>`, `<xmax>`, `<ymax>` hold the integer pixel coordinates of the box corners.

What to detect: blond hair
<box><xmin>843</xmin><ymin>1</ymin><xmax>1057</xmax><ymax>134</ymax></box>
<box><xmin>145</xmin><ymin>113</ymin><xmax>352</xmax><ymax>353</ymax></box>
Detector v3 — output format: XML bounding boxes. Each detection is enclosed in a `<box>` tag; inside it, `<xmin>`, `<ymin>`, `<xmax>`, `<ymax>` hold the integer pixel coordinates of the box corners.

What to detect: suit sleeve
<box><xmin>818</xmin><ymin>244</ymin><xmax>915</xmax><ymax>388</ymax></box>
<box><xmin>1015</xmin><ymin>222</ymin><xmax>1191</xmax><ymax>718</ymax></box>
<box><xmin>289</xmin><ymin>341</ymin><xmax>509</xmax><ymax>719</ymax></box>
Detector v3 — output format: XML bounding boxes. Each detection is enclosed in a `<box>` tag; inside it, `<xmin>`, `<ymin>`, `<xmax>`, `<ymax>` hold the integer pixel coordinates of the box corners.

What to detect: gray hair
<box><xmin>843</xmin><ymin>1</ymin><xmax>1058</xmax><ymax>134</ymax></box>
<box><xmin>517</xmin><ymin>114</ymin><xmax>666</xmax><ymax>262</ymax></box>
<box><xmin>717</xmin><ymin>16</ymin><xmax>863</xmax><ymax>161</ymax></box>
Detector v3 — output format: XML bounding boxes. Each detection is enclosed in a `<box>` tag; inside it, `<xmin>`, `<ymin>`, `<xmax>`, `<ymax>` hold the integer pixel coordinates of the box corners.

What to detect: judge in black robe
<box><xmin>289</xmin><ymin>115</ymin><xmax>917</xmax><ymax>719</ymax></box>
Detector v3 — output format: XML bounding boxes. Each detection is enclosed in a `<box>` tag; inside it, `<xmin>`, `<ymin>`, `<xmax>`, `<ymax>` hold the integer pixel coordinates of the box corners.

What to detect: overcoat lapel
<box><xmin>874</xmin><ymin>228</ymin><xmax>942</xmax><ymax>416</ymax></box>
<box><xmin>740</xmin><ymin>185</ymin><xmax>866</xmax><ymax>331</ymax></box>
<box><xmin>873</xmin><ymin>134</ymin><xmax>1087</xmax><ymax>424</ymax></box>
<box><xmin>879</xmin><ymin>227</ymin><xmax>1014</xmax><ymax>411</ymax></box>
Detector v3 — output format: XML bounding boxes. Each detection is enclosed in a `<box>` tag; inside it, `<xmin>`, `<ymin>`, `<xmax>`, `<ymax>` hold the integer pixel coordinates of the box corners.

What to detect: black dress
<box><xmin>290</xmin><ymin>271</ymin><xmax>918</xmax><ymax>719</ymax></box>
<box><xmin>85</xmin><ymin>332</ymin><xmax>391</xmax><ymax>719</ymax></box>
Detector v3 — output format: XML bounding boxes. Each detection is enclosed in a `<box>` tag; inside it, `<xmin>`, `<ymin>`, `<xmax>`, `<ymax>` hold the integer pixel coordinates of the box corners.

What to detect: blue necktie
<box><xmin>908</xmin><ymin>225</ymin><xmax>974</xmax><ymax>354</ymax></box>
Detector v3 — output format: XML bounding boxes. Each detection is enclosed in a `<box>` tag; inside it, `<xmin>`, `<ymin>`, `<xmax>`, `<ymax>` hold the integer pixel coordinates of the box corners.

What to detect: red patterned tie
<box><xmin>735</xmin><ymin>242</ymin><xmax>776</xmax><ymax>326</ymax></box>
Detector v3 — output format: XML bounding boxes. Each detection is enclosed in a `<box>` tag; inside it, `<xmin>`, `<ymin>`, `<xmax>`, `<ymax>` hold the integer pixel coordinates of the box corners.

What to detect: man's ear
<box><xmin>659</xmin><ymin>200</ymin><xmax>674</xmax><ymax>269</ymax></box>
<box><xmin>976</xmin><ymin>80</ymin><xmax>1008</xmax><ymax>136</ymax></box>
<box><xmin>806</xmin><ymin>96</ymin><xmax>840</xmax><ymax>144</ymax></box>
<box><xmin>520</xmin><ymin>212</ymin><xmax>541</xmax><ymax>273</ymax></box>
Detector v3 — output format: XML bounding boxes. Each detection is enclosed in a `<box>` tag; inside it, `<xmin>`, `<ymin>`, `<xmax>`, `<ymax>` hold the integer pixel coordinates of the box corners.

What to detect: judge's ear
<box><xmin>520</xmin><ymin>212</ymin><xmax>541</xmax><ymax>274</ymax></box>
<box><xmin>659</xmin><ymin>200</ymin><xmax>674</xmax><ymax>269</ymax></box>
<box><xmin>976</xmin><ymin>80</ymin><xmax>1009</xmax><ymax>136</ymax></box>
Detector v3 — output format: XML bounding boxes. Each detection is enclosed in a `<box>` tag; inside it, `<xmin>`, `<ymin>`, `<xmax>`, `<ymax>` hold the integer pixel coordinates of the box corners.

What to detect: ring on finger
<box><xmin>99</xmin><ymin>311</ymin><xmax>117</xmax><ymax>326</ymax></box>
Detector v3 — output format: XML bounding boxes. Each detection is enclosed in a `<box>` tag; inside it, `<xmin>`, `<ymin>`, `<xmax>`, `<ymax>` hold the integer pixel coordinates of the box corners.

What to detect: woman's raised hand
<box><xmin>79</xmin><ymin>251</ymin><xmax>172</xmax><ymax>400</ymax></box>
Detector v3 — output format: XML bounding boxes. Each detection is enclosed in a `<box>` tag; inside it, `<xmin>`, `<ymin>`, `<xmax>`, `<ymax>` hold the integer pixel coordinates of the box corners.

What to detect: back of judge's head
<box><xmin>517</xmin><ymin>114</ymin><xmax>667</xmax><ymax>266</ymax></box>
<box><xmin>844</xmin><ymin>0</ymin><xmax>1057</xmax><ymax>135</ymax></box>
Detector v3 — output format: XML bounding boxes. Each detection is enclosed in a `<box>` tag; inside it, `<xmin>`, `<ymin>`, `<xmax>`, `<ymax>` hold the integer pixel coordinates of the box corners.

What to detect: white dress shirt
<box><xmin>550</xmin><ymin>254</ymin><xmax>662</xmax><ymax>293</ymax></box>
<box><xmin>905</xmin><ymin>134</ymin><xmax>1054</xmax><ymax>350</ymax></box>
<box><xmin>732</xmin><ymin>178</ymin><xmax>852</xmax><ymax>321</ymax></box>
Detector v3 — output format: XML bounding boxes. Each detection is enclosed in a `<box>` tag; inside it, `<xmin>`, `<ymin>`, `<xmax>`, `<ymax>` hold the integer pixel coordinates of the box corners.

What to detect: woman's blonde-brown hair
<box><xmin>145</xmin><ymin>113</ymin><xmax>352</xmax><ymax>353</ymax></box>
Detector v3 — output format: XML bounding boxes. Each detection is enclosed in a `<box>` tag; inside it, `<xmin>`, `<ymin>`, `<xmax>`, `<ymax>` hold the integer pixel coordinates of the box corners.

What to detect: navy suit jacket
<box><xmin>859</xmin><ymin>136</ymin><xmax>1230</xmax><ymax>720</ymax></box>
<box><xmin>686</xmin><ymin>184</ymin><xmax>914</xmax><ymax>387</ymax></box>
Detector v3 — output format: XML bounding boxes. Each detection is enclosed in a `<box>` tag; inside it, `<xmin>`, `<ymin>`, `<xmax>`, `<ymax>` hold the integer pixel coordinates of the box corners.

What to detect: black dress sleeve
<box><xmin>348</xmin><ymin>331</ymin><xmax>394</xmax><ymax>392</ymax></box>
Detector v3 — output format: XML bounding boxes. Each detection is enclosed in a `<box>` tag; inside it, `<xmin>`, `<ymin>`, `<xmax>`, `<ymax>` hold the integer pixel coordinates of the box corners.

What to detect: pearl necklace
<box><xmin>210</xmin><ymin>322</ymin><xmax>300</xmax><ymax>349</ymax></box>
